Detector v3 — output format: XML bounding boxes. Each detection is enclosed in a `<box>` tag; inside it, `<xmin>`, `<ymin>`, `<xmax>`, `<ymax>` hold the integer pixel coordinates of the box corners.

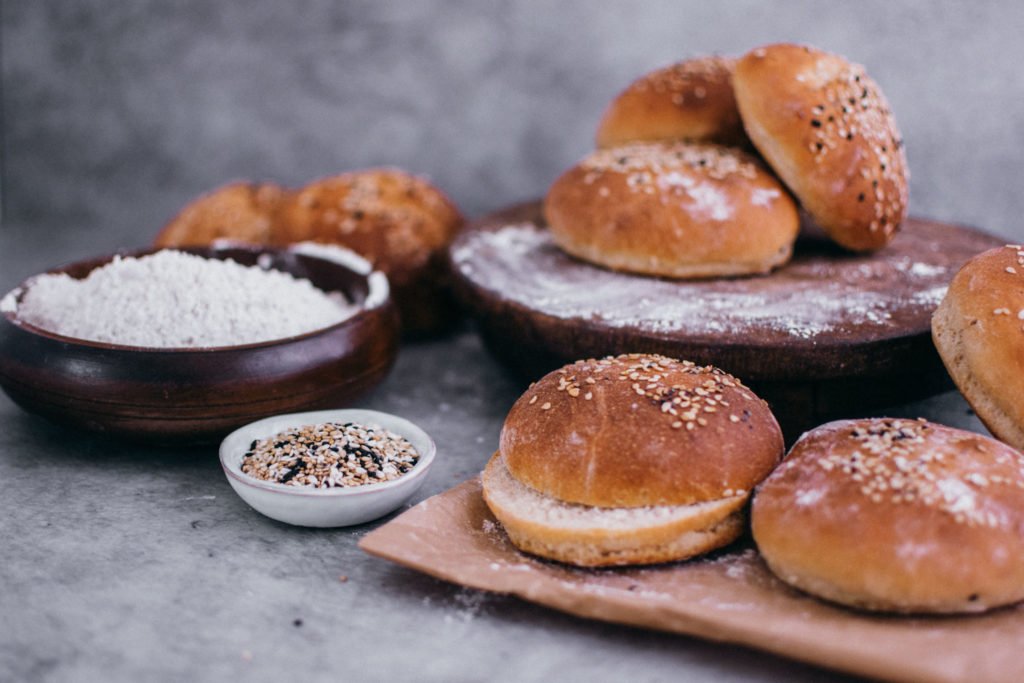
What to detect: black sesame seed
<box><xmin>811</xmin><ymin>119</ymin><xmax>822</xmax><ymax>128</ymax></box>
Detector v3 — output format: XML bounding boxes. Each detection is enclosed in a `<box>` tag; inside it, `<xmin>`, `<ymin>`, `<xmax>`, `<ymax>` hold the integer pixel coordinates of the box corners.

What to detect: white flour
<box><xmin>8</xmin><ymin>250</ymin><xmax>358</xmax><ymax>348</ymax></box>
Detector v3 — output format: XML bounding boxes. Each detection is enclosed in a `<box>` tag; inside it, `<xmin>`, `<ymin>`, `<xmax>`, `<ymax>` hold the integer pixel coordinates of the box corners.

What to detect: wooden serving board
<box><xmin>448</xmin><ymin>201</ymin><xmax>1002</xmax><ymax>438</ymax></box>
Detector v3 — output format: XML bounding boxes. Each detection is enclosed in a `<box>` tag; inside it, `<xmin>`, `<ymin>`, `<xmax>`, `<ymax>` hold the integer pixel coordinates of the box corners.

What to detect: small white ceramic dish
<box><xmin>219</xmin><ymin>408</ymin><xmax>436</xmax><ymax>527</ymax></box>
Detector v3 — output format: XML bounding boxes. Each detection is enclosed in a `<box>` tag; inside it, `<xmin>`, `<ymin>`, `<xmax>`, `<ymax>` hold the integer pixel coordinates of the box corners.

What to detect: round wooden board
<box><xmin>448</xmin><ymin>201</ymin><xmax>1003</xmax><ymax>439</ymax></box>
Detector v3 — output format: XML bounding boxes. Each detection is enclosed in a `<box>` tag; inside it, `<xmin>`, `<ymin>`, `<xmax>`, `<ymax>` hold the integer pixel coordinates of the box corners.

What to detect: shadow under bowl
<box><xmin>0</xmin><ymin>244</ymin><xmax>400</xmax><ymax>444</ymax></box>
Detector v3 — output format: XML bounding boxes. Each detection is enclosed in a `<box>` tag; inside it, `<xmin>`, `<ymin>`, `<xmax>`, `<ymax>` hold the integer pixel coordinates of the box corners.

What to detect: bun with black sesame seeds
<box><xmin>596</xmin><ymin>56</ymin><xmax>749</xmax><ymax>149</ymax></box>
<box><xmin>752</xmin><ymin>418</ymin><xmax>1024</xmax><ymax>614</ymax></box>
<box><xmin>481</xmin><ymin>354</ymin><xmax>785</xmax><ymax>567</ymax></box>
<box><xmin>543</xmin><ymin>141</ymin><xmax>799</xmax><ymax>279</ymax></box>
<box><xmin>155</xmin><ymin>169</ymin><xmax>464</xmax><ymax>336</ymax></box>
<box><xmin>733</xmin><ymin>43</ymin><xmax>909</xmax><ymax>252</ymax></box>
<box><xmin>932</xmin><ymin>246</ymin><xmax>1024</xmax><ymax>451</ymax></box>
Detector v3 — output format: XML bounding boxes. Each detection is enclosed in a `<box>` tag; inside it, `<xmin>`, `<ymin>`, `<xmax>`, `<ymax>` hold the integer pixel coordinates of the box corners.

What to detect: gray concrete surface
<box><xmin>0</xmin><ymin>1</ymin><xmax>1017</xmax><ymax>681</ymax></box>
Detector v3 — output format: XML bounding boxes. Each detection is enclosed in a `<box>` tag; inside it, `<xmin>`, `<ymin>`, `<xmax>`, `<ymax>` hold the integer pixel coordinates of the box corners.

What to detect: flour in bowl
<box><xmin>10</xmin><ymin>250</ymin><xmax>358</xmax><ymax>347</ymax></box>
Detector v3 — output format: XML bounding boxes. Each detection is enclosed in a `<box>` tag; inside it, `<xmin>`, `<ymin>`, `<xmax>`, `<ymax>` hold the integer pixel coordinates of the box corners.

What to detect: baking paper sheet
<box><xmin>359</xmin><ymin>478</ymin><xmax>1024</xmax><ymax>683</ymax></box>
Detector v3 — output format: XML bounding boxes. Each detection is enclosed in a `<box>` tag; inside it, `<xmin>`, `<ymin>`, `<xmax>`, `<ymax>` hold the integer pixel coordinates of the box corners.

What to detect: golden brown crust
<box><xmin>154</xmin><ymin>182</ymin><xmax>284</xmax><ymax>247</ymax></box>
<box><xmin>500</xmin><ymin>354</ymin><xmax>784</xmax><ymax>508</ymax></box>
<box><xmin>277</xmin><ymin>170</ymin><xmax>464</xmax><ymax>334</ymax></box>
<box><xmin>482</xmin><ymin>452</ymin><xmax>746</xmax><ymax>567</ymax></box>
<box><xmin>543</xmin><ymin>142</ymin><xmax>799</xmax><ymax>278</ymax></box>
<box><xmin>276</xmin><ymin>170</ymin><xmax>463</xmax><ymax>288</ymax></box>
<box><xmin>153</xmin><ymin>169</ymin><xmax>464</xmax><ymax>335</ymax></box>
<box><xmin>752</xmin><ymin>418</ymin><xmax>1024</xmax><ymax>613</ymax></box>
<box><xmin>733</xmin><ymin>43</ymin><xmax>908</xmax><ymax>252</ymax></box>
<box><xmin>932</xmin><ymin>246</ymin><xmax>1024</xmax><ymax>451</ymax></box>
<box><xmin>596</xmin><ymin>56</ymin><xmax>748</xmax><ymax>149</ymax></box>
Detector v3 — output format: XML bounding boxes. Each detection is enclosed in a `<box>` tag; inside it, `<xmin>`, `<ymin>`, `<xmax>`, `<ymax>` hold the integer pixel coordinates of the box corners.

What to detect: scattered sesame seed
<box><xmin>540</xmin><ymin>402</ymin><xmax>552</xmax><ymax>411</ymax></box>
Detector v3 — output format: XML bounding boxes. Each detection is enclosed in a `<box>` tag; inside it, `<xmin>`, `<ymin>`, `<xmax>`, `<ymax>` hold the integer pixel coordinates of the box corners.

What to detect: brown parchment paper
<box><xmin>359</xmin><ymin>478</ymin><xmax>1024</xmax><ymax>683</ymax></box>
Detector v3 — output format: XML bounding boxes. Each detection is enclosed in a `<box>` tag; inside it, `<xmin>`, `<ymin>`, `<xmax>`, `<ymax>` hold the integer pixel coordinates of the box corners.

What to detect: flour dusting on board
<box><xmin>451</xmin><ymin>222</ymin><xmax>957</xmax><ymax>343</ymax></box>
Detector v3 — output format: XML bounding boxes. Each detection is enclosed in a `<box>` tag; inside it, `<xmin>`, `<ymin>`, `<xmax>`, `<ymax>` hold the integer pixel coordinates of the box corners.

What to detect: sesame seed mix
<box><xmin>803</xmin><ymin>62</ymin><xmax>908</xmax><ymax>235</ymax></box>
<box><xmin>532</xmin><ymin>354</ymin><xmax>756</xmax><ymax>431</ymax></box>
<box><xmin>241</xmin><ymin>422</ymin><xmax>419</xmax><ymax>488</ymax></box>
<box><xmin>815</xmin><ymin>419</ymin><xmax>1022</xmax><ymax>527</ymax></box>
<box><xmin>580</xmin><ymin>142</ymin><xmax>758</xmax><ymax>193</ymax></box>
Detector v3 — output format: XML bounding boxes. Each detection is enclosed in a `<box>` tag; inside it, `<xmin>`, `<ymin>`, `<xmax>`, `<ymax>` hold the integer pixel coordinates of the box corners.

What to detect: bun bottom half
<box><xmin>482</xmin><ymin>453</ymin><xmax>746</xmax><ymax>567</ymax></box>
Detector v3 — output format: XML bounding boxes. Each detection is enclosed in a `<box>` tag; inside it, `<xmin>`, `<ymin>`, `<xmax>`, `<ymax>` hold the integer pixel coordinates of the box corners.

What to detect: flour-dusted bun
<box><xmin>733</xmin><ymin>43</ymin><xmax>908</xmax><ymax>252</ymax></box>
<box><xmin>155</xmin><ymin>182</ymin><xmax>284</xmax><ymax>247</ymax></box>
<box><xmin>543</xmin><ymin>142</ymin><xmax>799</xmax><ymax>278</ymax></box>
<box><xmin>154</xmin><ymin>169</ymin><xmax>464</xmax><ymax>335</ymax></box>
<box><xmin>933</xmin><ymin>246</ymin><xmax>1024</xmax><ymax>451</ymax></box>
<box><xmin>596</xmin><ymin>56</ymin><xmax>748</xmax><ymax>149</ymax></box>
<box><xmin>482</xmin><ymin>453</ymin><xmax>746</xmax><ymax>567</ymax></box>
<box><xmin>485</xmin><ymin>354</ymin><xmax>783</xmax><ymax>566</ymax></box>
<box><xmin>752</xmin><ymin>418</ymin><xmax>1024</xmax><ymax>613</ymax></box>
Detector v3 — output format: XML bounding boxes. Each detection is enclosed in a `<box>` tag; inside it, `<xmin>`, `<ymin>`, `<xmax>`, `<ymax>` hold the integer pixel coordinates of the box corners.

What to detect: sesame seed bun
<box><xmin>752</xmin><ymin>418</ymin><xmax>1024</xmax><ymax>614</ymax></box>
<box><xmin>276</xmin><ymin>170</ymin><xmax>464</xmax><ymax>335</ymax></box>
<box><xmin>543</xmin><ymin>141</ymin><xmax>799</xmax><ymax>278</ymax></box>
<box><xmin>733</xmin><ymin>44</ymin><xmax>909</xmax><ymax>252</ymax></box>
<box><xmin>595</xmin><ymin>56</ymin><xmax>748</xmax><ymax>149</ymax></box>
<box><xmin>154</xmin><ymin>169</ymin><xmax>464</xmax><ymax>336</ymax></box>
<box><xmin>482</xmin><ymin>452</ymin><xmax>746</xmax><ymax>567</ymax></box>
<box><xmin>932</xmin><ymin>246</ymin><xmax>1024</xmax><ymax>451</ymax></box>
<box><xmin>483</xmin><ymin>354</ymin><xmax>783</xmax><ymax>566</ymax></box>
<box><xmin>500</xmin><ymin>354</ymin><xmax>784</xmax><ymax>508</ymax></box>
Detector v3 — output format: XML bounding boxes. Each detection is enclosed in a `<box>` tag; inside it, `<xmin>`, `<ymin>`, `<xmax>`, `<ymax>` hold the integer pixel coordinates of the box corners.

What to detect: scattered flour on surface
<box><xmin>10</xmin><ymin>250</ymin><xmax>358</xmax><ymax>348</ymax></box>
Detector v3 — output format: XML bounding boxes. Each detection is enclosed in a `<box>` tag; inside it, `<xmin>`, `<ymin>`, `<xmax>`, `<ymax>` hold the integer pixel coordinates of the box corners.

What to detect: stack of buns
<box><xmin>154</xmin><ymin>168</ymin><xmax>464</xmax><ymax>336</ymax></box>
<box><xmin>544</xmin><ymin>43</ymin><xmax>909</xmax><ymax>279</ymax></box>
<box><xmin>482</xmin><ymin>353</ymin><xmax>784</xmax><ymax>567</ymax></box>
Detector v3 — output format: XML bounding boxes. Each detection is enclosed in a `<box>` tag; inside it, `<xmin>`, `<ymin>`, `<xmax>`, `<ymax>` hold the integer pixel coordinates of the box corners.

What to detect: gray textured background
<box><xmin>4</xmin><ymin>0</ymin><xmax>1024</xmax><ymax>285</ymax></box>
<box><xmin>0</xmin><ymin>3</ymin><xmax>1018</xmax><ymax>682</ymax></box>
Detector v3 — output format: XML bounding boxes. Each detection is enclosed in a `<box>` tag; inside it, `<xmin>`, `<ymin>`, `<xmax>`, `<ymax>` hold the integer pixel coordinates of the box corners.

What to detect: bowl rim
<box><xmin>219</xmin><ymin>408</ymin><xmax>437</xmax><ymax>498</ymax></box>
<box><xmin>0</xmin><ymin>244</ymin><xmax>391</xmax><ymax>354</ymax></box>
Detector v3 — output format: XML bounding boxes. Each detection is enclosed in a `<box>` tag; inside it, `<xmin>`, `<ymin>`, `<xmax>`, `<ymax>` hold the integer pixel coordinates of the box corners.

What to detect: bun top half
<box><xmin>499</xmin><ymin>354</ymin><xmax>784</xmax><ymax>508</ymax></box>
<box><xmin>733</xmin><ymin>43</ymin><xmax>908</xmax><ymax>251</ymax></box>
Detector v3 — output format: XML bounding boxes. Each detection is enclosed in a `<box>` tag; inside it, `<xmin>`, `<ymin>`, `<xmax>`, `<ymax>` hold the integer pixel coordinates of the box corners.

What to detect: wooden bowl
<box><xmin>0</xmin><ymin>244</ymin><xmax>400</xmax><ymax>443</ymax></box>
<box><xmin>449</xmin><ymin>201</ymin><xmax>1002</xmax><ymax>440</ymax></box>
